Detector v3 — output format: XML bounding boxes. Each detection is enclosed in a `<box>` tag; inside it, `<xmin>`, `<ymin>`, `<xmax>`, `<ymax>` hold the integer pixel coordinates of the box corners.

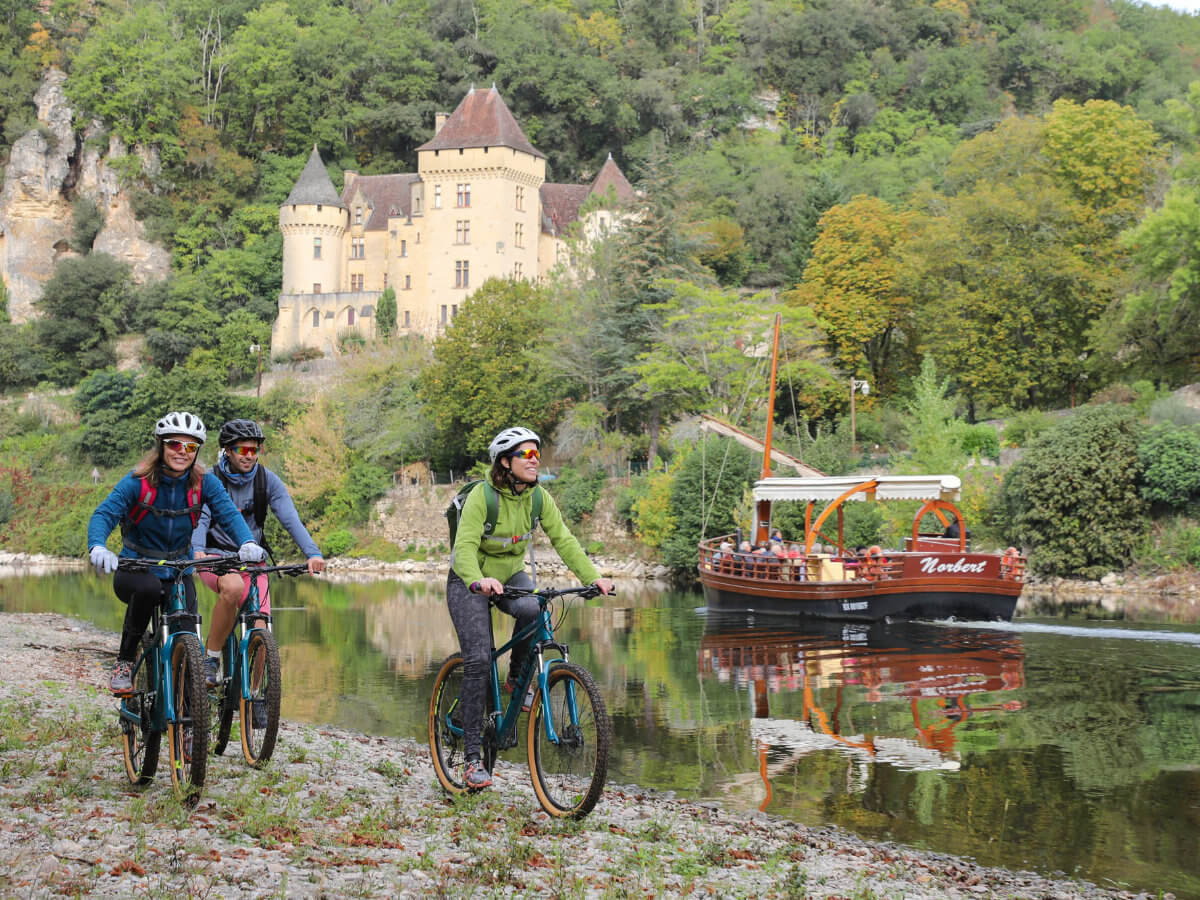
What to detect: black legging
<box><xmin>114</xmin><ymin>568</ymin><xmax>197</xmax><ymax>662</ymax></box>
<box><xmin>446</xmin><ymin>569</ymin><xmax>539</xmax><ymax>761</ymax></box>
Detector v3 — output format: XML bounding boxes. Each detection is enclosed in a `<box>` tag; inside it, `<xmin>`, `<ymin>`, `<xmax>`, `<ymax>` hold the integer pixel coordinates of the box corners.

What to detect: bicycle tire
<box><xmin>211</xmin><ymin>643</ymin><xmax>236</xmax><ymax>756</ymax></box>
<box><xmin>166</xmin><ymin>633</ymin><xmax>209</xmax><ymax>804</ymax></box>
<box><xmin>120</xmin><ymin>634</ymin><xmax>160</xmax><ymax>786</ymax></box>
<box><xmin>527</xmin><ymin>662</ymin><xmax>611</xmax><ymax>819</ymax></box>
<box><xmin>429</xmin><ymin>654</ymin><xmax>468</xmax><ymax>794</ymax></box>
<box><xmin>239</xmin><ymin>630</ymin><xmax>281</xmax><ymax>767</ymax></box>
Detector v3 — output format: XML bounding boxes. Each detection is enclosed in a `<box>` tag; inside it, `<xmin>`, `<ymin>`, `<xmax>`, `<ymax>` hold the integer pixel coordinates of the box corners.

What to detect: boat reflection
<box><xmin>699</xmin><ymin>613</ymin><xmax>1026</xmax><ymax>809</ymax></box>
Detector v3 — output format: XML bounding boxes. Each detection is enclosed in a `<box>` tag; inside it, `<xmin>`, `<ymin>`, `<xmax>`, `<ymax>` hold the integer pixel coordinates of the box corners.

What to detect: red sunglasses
<box><xmin>163</xmin><ymin>439</ymin><xmax>200</xmax><ymax>454</ymax></box>
<box><xmin>510</xmin><ymin>447</ymin><xmax>539</xmax><ymax>460</ymax></box>
<box><xmin>230</xmin><ymin>445</ymin><xmax>260</xmax><ymax>457</ymax></box>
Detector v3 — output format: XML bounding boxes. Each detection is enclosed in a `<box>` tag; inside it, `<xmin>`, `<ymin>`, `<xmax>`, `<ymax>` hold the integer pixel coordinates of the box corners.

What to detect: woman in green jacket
<box><xmin>448</xmin><ymin>426</ymin><xmax>613</xmax><ymax>790</ymax></box>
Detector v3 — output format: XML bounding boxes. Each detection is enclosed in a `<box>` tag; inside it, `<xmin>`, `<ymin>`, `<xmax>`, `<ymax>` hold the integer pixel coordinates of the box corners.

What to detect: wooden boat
<box><xmin>696</xmin><ymin>316</ymin><xmax>1025</xmax><ymax>622</ymax></box>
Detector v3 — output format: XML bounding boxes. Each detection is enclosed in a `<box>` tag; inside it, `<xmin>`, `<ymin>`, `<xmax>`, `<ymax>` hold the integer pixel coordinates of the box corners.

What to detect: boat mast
<box><xmin>754</xmin><ymin>313</ymin><xmax>782</xmax><ymax>546</ymax></box>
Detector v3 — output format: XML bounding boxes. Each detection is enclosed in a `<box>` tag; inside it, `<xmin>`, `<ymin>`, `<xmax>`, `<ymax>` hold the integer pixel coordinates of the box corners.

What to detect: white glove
<box><xmin>239</xmin><ymin>542</ymin><xmax>267</xmax><ymax>563</ymax></box>
<box><xmin>90</xmin><ymin>545</ymin><xmax>118</xmax><ymax>574</ymax></box>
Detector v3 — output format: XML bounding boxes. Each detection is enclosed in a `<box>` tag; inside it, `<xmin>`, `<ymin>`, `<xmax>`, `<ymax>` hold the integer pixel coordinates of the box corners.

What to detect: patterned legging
<box><xmin>446</xmin><ymin>569</ymin><xmax>538</xmax><ymax>761</ymax></box>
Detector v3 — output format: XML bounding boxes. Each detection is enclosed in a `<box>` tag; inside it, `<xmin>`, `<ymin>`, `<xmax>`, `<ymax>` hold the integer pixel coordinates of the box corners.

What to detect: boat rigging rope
<box><xmin>699</xmin><ymin>327</ymin><xmax>771</xmax><ymax>538</ymax></box>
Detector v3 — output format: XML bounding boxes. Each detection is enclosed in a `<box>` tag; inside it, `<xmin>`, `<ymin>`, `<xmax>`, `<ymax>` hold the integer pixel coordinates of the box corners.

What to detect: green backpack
<box><xmin>446</xmin><ymin>480</ymin><xmax>543</xmax><ymax>547</ymax></box>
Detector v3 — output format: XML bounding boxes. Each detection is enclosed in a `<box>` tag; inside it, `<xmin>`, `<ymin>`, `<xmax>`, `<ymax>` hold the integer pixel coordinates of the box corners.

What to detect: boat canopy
<box><xmin>752</xmin><ymin>475</ymin><xmax>962</xmax><ymax>503</ymax></box>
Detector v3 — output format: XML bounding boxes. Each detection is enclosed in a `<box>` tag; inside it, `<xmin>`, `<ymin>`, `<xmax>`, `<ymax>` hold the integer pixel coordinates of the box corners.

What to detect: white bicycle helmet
<box><xmin>154</xmin><ymin>411</ymin><xmax>207</xmax><ymax>444</ymax></box>
<box><xmin>488</xmin><ymin>426</ymin><xmax>540</xmax><ymax>461</ymax></box>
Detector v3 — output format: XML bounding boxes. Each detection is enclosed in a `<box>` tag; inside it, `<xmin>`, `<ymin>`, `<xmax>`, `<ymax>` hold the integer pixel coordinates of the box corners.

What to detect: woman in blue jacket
<box><xmin>87</xmin><ymin>411</ymin><xmax>266</xmax><ymax>694</ymax></box>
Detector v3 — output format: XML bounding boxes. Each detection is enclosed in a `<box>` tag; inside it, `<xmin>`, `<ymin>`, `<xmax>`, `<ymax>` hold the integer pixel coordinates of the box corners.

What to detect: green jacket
<box><xmin>450</xmin><ymin>475</ymin><xmax>599</xmax><ymax>587</ymax></box>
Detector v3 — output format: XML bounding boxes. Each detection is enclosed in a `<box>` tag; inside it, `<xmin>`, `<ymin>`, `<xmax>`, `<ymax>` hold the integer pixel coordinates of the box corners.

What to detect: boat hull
<box><xmin>700</xmin><ymin>579</ymin><xmax>1019</xmax><ymax>621</ymax></box>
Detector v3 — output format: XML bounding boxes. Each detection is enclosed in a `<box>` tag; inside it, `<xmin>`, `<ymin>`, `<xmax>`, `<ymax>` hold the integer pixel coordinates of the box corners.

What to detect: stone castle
<box><xmin>272</xmin><ymin>85</ymin><xmax>635</xmax><ymax>353</ymax></box>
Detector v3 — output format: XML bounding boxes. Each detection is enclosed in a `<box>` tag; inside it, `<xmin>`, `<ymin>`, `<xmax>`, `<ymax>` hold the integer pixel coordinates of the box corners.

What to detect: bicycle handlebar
<box><xmin>493</xmin><ymin>584</ymin><xmax>611</xmax><ymax>604</ymax></box>
<box><xmin>117</xmin><ymin>557</ymin><xmax>315</xmax><ymax>578</ymax></box>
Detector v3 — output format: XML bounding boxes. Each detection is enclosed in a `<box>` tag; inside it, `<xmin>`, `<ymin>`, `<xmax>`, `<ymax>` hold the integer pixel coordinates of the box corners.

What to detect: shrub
<box><xmin>1000</xmin><ymin>405</ymin><xmax>1146</xmax><ymax>578</ymax></box>
<box><xmin>957</xmin><ymin>422</ymin><xmax>999</xmax><ymax>460</ymax></box>
<box><xmin>321</xmin><ymin>529</ymin><xmax>355</xmax><ymax>556</ymax></box>
<box><xmin>546</xmin><ymin>466</ymin><xmax>606</xmax><ymax>527</ymax></box>
<box><xmin>1130</xmin><ymin>519</ymin><xmax>1200</xmax><ymax>572</ymax></box>
<box><xmin>1137</xmin><ymin>424</ymin><xmax>1200</xmax><ymax>511</ymax></box>
<box><xmin>1001</xmin><ymin>409</ymin><xmax>1051</xmax><ymax>447</ymax></box>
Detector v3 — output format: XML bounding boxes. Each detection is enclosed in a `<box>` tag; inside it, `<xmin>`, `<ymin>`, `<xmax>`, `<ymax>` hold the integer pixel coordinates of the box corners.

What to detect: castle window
<box><xmin>355</xmin><ymin>206</ymin><xmax>363</xmax><ymax>225</ymax></box>
<box><xmin>404</xmin><ymin>310</ymin><xmax>410</xmax><ymax>328</ymax></box>
<box><xmin>514</xmin><ymin>222</ymin><xmax>524</xmax><ymax>248</ymax></box>
<box><xmin>515</xmin><ymin>186</ymin><xmax>524</xmax><ymax>211</ymax></box>
<box><xmin>351</xmin><ymin>237</ymin><xmax>365</xmax><ymax>259</ymax></box>
<box><xmin>312</xmin><ymin>310</ymin><xmax>320</xmax><ymax>327</ymax></box>
<box><xmin>348</xmin><ymin>307</ymin><xmax>355</xmax><ymax>326</ymax></box>
<box><xmin>455</xmin><ymin>260</ymin><xmax>469</xmax><ymax>288</ymax></box>
<box><xmin>313</xmin><ymin>283</ymin><xmax>321</xmax><ymax>293</ymax></box>
<box><xmin>434</xmin><ymin>185</ymin><xmax>442</xmax><ymax>209</ymax></box>
<box><xmin>452</xmin><ymin>304</ymin><xmax>458</xmax><ymax>318</ymax></box>
<box><xmin>456</xmin><ymin>183</ymin><xmax>471</xmax><ymax>207</ymax></box>
<box><xmin>313</xmin><ymin>237</ymin><xmax>322</xmax><ymax>259</ymax></box>
<box><xmin>415</xmin><ymin>196</ymin><xmax>422</xmax><ymax>214</ymax></box>
<box><xmin>400</xmin><ymin>239</ymin><xmax>407</xmax><ymax>257</ymax></box>
<box><xmin>455</xmin><ymin>220</ymin><xmax>470</xmax><ymax>244</ymax></box>
<box><xmin>383</xmin><ymin>273</ymin><xmax>387</xmax><ymax>288</ymax></box>
<box><xmin>441</xmin><ymin>304</ymin><xmax>447</xmax><ymax>324</ymax></box>
<box><xmin>316</xmin><ymin>204</ymin><xmax>322</xmax><ymax>212</ymax></box>
<box><xmin>514</xmin><ymin>261</ymin><xmax>523</xmax><ymax>279</ymax></box>
<box><xmin>351</xmin><ymin>273</ymin><xmax>364</xmax><ymax>291</ymax></box>
<box><xmin>404</xmin><ymin>274</ymin><xmax>411</xmax><ymax>290</ymax></box>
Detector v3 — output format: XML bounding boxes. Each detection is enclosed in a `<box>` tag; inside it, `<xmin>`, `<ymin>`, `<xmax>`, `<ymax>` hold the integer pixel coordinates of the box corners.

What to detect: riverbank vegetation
<box><xmin>4</xmin><ymin>1</ymin><xmax>1200</xmax><ymax>579</ymax></box>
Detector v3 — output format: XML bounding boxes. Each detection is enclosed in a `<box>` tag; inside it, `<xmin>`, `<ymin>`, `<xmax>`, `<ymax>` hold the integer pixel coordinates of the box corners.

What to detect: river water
<box><xmin>1</xmin><ymin>571</ymin><xmax>1197</xmax><ymax>898</ymax></box>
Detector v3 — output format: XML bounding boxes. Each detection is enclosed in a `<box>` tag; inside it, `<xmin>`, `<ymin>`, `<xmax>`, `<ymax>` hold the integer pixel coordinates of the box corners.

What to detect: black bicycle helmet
<box><xmin>218</xmin><ymin>418</ymin><xmax>264</xmax><ymax>447</ymax></box>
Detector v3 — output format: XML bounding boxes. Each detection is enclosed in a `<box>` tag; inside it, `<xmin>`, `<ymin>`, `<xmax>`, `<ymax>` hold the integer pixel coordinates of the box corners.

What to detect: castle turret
<box><xmin>279</xmin><ymin>146</ymin><xmax>346</xmax><ymax>296</ymax></box>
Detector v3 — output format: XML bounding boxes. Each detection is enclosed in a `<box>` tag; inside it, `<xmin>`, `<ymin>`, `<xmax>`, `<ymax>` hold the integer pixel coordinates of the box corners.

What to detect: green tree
<box><xmin>74</xmin><ymin>369</ymin><xmax>140</xmax><ymax>465</ymax></box>
<box><xmin>375</xmin><ymin>287</ymin><xmax>397</xmax><ymax>341</ymax></box>
<box><xmin>1137</xmin><ymin>424</ymin><xmax>1200</xmax><ymax>512</ymax></box>
<box><xmin>70</xmin><ymin>196</ymin><xmax>104</xmax><ymax>254</ymax></box>
<box><xmin>420</xmin><ymin>278</ymin><xmax>566</xmax><ymax>467</ymax></box>
<box><xmin>1001</xmin><ymin>404</ymin><xmax>1147</xmax><ymax>578</ymax></box>
<box><xmin>34</xmin><ymin>254</ymin><xmax>133</xmax><ymax>385</ymax></box>
<box><xmin>899</xmin><ymin>355</ymin><xmax>966</xmax><ymax>475</ymax></box>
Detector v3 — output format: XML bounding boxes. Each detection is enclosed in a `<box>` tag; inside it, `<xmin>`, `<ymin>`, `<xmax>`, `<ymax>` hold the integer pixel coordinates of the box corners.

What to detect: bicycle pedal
<box><xmin>499</xmin><ymin>731</ymin><xmax>519</xmax><ymax>750</ymax></box>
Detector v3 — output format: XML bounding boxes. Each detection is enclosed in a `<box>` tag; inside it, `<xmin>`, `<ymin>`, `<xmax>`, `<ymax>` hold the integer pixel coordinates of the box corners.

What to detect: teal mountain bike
<box><xmin>209</xmin><ymin>561</ymin><xmax>309</xmax><ymax>767</ymax></box>
<box><xmin>429</xmin><ymin>584</ymin><xmax>613</xmax><ymax>819</ymax></box>
<box><xmin>116</xmin><ymin>557</ymin><xmax>225</xmax><ymax>805</ymax></box>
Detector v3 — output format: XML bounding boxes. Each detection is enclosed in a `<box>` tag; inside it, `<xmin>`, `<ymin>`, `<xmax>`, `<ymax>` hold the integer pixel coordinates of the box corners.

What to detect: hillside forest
<box><xmin>4</xmin><ymin>0</ymin><xmax>1200</xmax><ymax>580</ymax></box>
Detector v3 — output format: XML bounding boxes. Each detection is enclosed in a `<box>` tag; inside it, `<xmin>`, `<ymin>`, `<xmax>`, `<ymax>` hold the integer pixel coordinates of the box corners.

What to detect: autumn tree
<box><xmin>790</xmin><ymin>194</ymin><xmax>916</xmax><ymax>395</ymax></box>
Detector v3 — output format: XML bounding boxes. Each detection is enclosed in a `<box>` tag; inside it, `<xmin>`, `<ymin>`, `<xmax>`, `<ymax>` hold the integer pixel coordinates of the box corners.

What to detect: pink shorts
<box><xmin>197</xmin><ymin>567</ymin><xmax>271</xmax><ymax>616</ymax></box>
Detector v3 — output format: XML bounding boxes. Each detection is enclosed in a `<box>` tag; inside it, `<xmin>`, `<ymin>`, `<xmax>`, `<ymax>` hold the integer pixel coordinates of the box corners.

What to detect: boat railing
<box><xmin>700</xmin><ymin>537</ymin><xmax>1025</xmax><ymax>584</ymax></box>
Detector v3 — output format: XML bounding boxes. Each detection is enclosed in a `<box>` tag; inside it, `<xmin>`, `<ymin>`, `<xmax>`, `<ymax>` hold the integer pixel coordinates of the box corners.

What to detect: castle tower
<box><xmin>413</xmin><ymin>85</ymin><xmax>546</xmax><ymax>329</ymax></box>
<box><xmin>275</xmin><ymin>146</ymin><xmax>348</xmax><ymax>351</ymax></box>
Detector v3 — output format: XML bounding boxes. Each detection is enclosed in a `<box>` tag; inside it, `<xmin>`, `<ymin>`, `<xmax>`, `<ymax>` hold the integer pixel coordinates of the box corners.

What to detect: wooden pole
<box><xmin>754</xmin><ymin>313</ymin><xmax>782</xmax><ymax>546</ymax></box>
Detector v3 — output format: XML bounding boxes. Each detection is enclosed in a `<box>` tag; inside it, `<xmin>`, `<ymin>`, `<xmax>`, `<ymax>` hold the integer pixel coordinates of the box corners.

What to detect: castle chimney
<box><xmin>435</xmin><ymin>112</ymin><xmax>448</xmax><ymax>134</ymax></box>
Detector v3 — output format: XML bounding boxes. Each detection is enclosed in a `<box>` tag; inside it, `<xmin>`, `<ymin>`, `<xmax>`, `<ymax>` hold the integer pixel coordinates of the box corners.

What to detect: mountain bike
<box><xmin>429</xmin><ymin>584</ymin><xmax>612</xmax><ymax>819</ymax></box>
<box><xmin>208</xmin><ymin>561</ymin><xmax>310</xmax><ymax>767</ymax></box>
<box><xmin>116</xmin><ymin>556</ymin><xmax>226</xmax><ymax>805</ymax></box>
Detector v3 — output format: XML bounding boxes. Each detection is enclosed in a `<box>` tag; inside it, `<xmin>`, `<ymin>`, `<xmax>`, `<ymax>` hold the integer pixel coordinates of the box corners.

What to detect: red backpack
<box><xmin>125</xmin><ymin>477</ymin><xmax>204</xmax><ymax>527</ymax></box>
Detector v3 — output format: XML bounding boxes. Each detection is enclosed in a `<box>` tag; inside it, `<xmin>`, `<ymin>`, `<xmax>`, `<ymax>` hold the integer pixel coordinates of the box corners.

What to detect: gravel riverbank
<box><xmin>0</xmin><ymin>612</ymin><xmax>1167</xmax><ymax>899</ymax></box>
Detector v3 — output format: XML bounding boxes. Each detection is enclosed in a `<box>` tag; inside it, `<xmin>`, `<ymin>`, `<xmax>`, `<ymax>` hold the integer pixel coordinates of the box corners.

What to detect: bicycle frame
<box><xmin>217</xmin><ymin>562</ymin><xmax>304</xmax><ymax>697</ymax></box>
<box><xmin>119</xmin><ymin>573</ymin><xmax>199</xmax><ymax>733</ymax></box>
<box><xmin>453</xmin><ymin>588</ymin><xmax>591</xmax><ymax>750</ymax></box>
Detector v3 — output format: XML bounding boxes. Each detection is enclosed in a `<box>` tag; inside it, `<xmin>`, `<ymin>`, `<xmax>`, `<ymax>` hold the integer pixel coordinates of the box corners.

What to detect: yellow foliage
<box><xmin>280</xmin><ymin>397</ymin><xmax>348</xmax><ymax>507</ymax></box>
<box><xmin>632</xmin><ymin>469</ymin><xmax>676</xmax><ymax>549</ymax></box>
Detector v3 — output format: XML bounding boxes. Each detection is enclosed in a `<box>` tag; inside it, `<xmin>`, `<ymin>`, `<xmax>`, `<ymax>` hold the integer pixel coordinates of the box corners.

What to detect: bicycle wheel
<box><xmin>120</xmin><ymin>635</ymin><xmax>160</xmax><ymax>786</ymax></box>
<box><xmin>429</xmin><ymin>654</ymin><xmax>468</xmax><ymax>794</ymax></box>
<box><xmin>527</xmin><ymin>662</ymin><xmax>611</xmax><ymax>819</ymax></box>
<box><xmin>239</xmin><ymin>629</ymin><xmax>281</xmax><ymax>767</ymax></box>
<box><xmin>211</xmin><ymin>643</ymin><xmax>236</xmax><ymax>756</ymax></box>
<box><xmin>166</xmin><ymin>633</ymin><xmax>209</xmax><ymax>804</ymax></box>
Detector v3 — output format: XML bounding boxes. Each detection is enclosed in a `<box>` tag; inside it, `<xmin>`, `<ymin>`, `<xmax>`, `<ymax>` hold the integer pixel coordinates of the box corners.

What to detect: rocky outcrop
<box><xmin>0</xmin><ymin>68</ymin><xmax>169</xmax><ymax>322</ymax></box>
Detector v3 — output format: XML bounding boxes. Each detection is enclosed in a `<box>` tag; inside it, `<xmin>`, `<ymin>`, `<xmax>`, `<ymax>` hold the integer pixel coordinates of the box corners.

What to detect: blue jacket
<box><xmin>190</xmin><ymin>462</ymin><xmax>322</xmax><ymax>560</ymax></box>
<box><xmin>88</xmin><ymin>468</ymin><xmax>254</xmax><ymax>579</ymax></box>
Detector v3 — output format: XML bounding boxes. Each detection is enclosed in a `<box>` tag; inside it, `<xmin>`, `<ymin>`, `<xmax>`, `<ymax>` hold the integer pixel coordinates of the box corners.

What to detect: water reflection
<box><xmin>699</xmin><ymin>614</ymin><xmax>1026</xmax><ymax>808</ymax></box>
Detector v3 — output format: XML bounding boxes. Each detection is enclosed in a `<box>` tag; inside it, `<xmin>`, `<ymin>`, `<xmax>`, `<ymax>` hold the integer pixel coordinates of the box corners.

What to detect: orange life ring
<box><xmin>1000</xmin><ymin>547</ymin><xmax>1019</xmax><ymax>579</ymax></box>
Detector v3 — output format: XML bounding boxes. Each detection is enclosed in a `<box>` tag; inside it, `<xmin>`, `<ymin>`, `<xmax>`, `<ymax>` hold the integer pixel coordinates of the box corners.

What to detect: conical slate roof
<box><xmin>285</xmin><ymin>146</ymin><xmax>345</xmax><ymax>207</ymax></box>
<box><xmin>416</xmin><ymin>85</ymin><xmax>545</xmax><ymax>159</ymax></box>
<box><xmin>590</xmin><ymin>153</ymin><xmax>635</xmax><ymax>204</ymax></box>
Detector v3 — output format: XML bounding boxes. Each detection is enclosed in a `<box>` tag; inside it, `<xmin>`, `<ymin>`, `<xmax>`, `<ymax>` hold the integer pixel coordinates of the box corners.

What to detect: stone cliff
<box><xmin>0</xmin><ymin>68</ymin><xmax>169</xmax><ymax>322</ymax></box>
